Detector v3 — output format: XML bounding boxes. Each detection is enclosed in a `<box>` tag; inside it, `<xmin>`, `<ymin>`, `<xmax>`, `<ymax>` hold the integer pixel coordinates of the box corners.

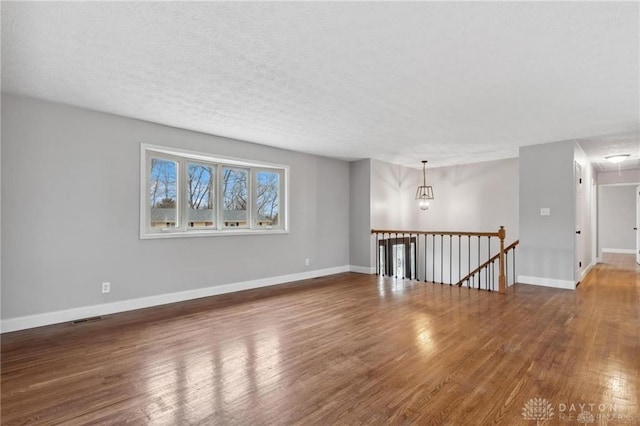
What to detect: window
<box><xmin>255</xmin><ymin>170</ymin><xmax>280</xmax><ymax>228</ymax></box>
<box><xmin>141</xmin><ymin>144</ymin><xmax>288</xmax><ymax>239</ymax></box>
<box><xmin>187</xmin><ymin>162</ymin><xmax>215</xmax><ymax>229</ymax></box>
<box><xmin>222</xmin><ymin>167</ymin><xmax>248</xmax><ymax>228</ymax></box>
<box><xmin>149</xmin><ymin>158</ymin><xmax>178</xmax><ymax>230</ymax></box>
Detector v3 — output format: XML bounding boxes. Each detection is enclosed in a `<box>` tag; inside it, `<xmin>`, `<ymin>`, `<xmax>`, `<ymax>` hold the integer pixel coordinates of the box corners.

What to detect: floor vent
<box><xmin>72</xmin><ymin>316</ymin><xmax>103</xmax><ymax>324</ymax></box>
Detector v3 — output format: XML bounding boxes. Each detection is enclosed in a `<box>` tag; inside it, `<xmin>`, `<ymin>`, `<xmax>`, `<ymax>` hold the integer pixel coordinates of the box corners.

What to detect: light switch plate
<box><xmin>540</xmin><ymin>208</ymin><xmax>550</xmax><ymax>216</ymax></box>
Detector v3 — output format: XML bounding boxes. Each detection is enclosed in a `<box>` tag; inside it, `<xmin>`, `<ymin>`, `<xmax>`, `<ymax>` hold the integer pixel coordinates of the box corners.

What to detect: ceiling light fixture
<box><xmin>415</xmin><ymin>160</ymin><xmax>434</xmax><ymax>210</ymax></box>
<box><xmin>605</xmin><ymin>154</ymin><xmax>630</xmax><ymax>163</ymax></box>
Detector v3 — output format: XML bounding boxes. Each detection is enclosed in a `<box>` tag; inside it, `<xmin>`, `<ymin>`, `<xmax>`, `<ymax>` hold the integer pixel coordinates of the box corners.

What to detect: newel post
<box><xmin>498</xmin><ymin>226</ymin><xmax>506</xmax><ymax>294</ymax></box>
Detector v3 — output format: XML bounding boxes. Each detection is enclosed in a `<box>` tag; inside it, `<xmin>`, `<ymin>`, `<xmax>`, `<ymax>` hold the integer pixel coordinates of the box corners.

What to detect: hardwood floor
<box><xmin>2</xmin><ymin>254</ymin><xmax>639</xmax><ymax>425</ymax></box>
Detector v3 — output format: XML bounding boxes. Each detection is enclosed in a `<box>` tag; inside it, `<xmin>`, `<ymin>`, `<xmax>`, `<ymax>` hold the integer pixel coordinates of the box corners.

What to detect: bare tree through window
<box><xmin>187</xmin><ymin>163</ymin><xmax>215</xmax><ymax>228</ymax></box>
<box><xmin>256</xmin><ymin>171</ymin><xmax>279</xmax><ymax>226</ymax></box>
<box><xmin>150</xmin><ymin>159</ymin><xmax>177</xmax><ymax>208</ymax></box>
<box><xmin>149</xmin><ymin>158</ymin><xmax>178</xmax><ymax>228</ymax></box>
<box><xmin>223</xmin><ymin>167</ymin><xmax>248</xmax><ymax>227</ymax></box>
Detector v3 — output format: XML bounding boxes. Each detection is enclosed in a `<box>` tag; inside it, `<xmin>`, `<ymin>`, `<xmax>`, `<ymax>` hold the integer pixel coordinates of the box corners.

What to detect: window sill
<box><xmin>140</xmin><ymin>229</ymin><xmax>290</xmax><ymax>240</ymax></box>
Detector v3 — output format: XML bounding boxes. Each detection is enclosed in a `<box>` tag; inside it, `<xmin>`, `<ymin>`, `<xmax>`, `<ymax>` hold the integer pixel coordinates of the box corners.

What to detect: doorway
<box><xmin>378</xmin><ymin>237</ymin><xmax>416</xmax><ymax>279</ymax></box>
<box><xmin>597</xmin><ymin>184</ymin><xmax>639</xmax><ymax>263</ymax></box>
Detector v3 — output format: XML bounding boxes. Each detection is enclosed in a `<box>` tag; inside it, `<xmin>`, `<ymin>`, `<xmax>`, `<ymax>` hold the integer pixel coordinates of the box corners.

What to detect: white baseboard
<box><xmin>1</xmin><ymin>265</ymin><xmax>350</xmax><ymax>333</ymax></box>
<box><xmin>596</xmin><ymin>257</ymin><xmax>603</xmax><ymax>263</ymax></box>
<box><xmin>517</xmin><ymin>275</ymin><xmax>575</xmax><ymax>290</ymax></box>
<box><xmin>580</xmin><ymin>262</ymin><xmax>594</xmax><ymax>282</ymax></box>
<box><xmin>602</xmin><ymin>248</ymin><xmax>635</xmax><ymax>254</ymax></box>
<box><xmin>349</xmin><ymin>265</ymin><xmax>376</xmax><ymax>274</ymax></box>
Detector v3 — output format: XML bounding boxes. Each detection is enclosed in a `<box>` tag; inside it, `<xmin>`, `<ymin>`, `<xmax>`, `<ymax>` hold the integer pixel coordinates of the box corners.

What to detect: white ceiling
<box><xmin>2</xmin><ymin>2</ymin><xmax>639</xmax><ymax>169</ymax></box>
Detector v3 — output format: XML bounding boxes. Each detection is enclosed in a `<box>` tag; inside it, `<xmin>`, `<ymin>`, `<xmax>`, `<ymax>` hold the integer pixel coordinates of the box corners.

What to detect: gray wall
<box><xmin>519</xmin><ymin>140</ymin><xmax>575</xmax><ymax>282</ymax></box>
<box><xmin>349</xmin><ymin>159</ymin><xmax>372</xmax><ymax>269</ymax></box>
<box><xmin>368</xmin><ymin>157</ymin><xmax>520</xmax><ymax>234</ymax></box>
<box><xmin>598</xmin><ymin>169</ymin><xmax>640</xmax><ymax>186</ymax></box>
<box><xmin>417</xmin><ymin>158</ymin><xmax>519</xmax><ymax>239</ymax></box>
<box><xmin>370</xmin><ymin>159</ymin><xmax>419</xmax><ymax>230</ymax></box>
<box><xmin>370</xmin><ymin>157</ymin><xmax>518</xmax><ymax>234</ymax></box>
<box><xmin>598</xmin><ymin>185</ymin><xmax>636</xmax><ymax>252</ymax></box>
<box><xmin>0</xmin><ymin>97</ymin><xmax>2</xmax><ymax>321</ymax></box>
<box><xmin>1</xmin><ymin>94</ymin><xmax>350</xmax><ymax>319</ymax></box>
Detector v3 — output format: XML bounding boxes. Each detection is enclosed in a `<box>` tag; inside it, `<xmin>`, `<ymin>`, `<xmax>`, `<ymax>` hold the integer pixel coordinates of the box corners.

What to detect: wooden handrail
<box><xmin>455</xmin><ymin>240</ymin><xmax>519</xmax><ymax>287</ymax></box>
<box><xmin>371</xmin><ymin>229</ymin><xmax>500</xmax><ymax>238</ymax></box>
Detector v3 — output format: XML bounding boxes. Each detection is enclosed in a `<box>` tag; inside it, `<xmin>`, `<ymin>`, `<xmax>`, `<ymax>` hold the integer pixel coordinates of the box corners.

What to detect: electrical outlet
<box><xmin>102</xmin><ymin>282</ymin><xmax>111</xmax><ymax>294</ymax></box>
<box><xmin>305</xmin><ymin>258</ymin><xmax>310</xmax><ymax>266</ymax></box>
<box><xmin>540</xmin><ymin>208</ymin><xmax>551</xmax><ymax>216</ymax></box>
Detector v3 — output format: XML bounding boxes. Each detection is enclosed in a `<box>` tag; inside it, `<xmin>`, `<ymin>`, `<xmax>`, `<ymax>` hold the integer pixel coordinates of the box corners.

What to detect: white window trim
<box><xmin>140</xmin><ymin>143</ymin><xmax>289</xmax><ymax>239</ymax></box>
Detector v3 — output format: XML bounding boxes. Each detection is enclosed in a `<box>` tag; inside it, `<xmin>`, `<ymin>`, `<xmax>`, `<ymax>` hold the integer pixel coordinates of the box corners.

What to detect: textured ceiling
<box><xmin>579</xmin><ymin>132</ymin><xmax>640</xmax><ymax>172</ymax></box>
<box><xmin>2</xmin><ymin>2</ymin><xmax>639</xmax><ymax>169</ymax></box>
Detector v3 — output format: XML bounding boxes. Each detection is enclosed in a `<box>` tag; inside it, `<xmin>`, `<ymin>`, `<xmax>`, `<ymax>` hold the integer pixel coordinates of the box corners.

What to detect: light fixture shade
<box><xmin>605</xmin><ymin>154</ymin><xmax>630</xmax><ymax>163</ymax></box>
<box><xmin>416</xmin><ymin>160</ymin><xmax>434</xmax><ymax>210</ymax></box>
<box><xmin>416</xmin><ymin>185</ymin><xmax>434</xmax><ymax>210</ymax></box>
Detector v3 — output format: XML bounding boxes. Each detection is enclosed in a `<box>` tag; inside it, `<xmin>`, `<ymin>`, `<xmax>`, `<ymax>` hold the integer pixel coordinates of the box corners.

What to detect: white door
<box><xmin>636</xmin><ymin>186</ymin><xmax>640</xmax><ymax>264</ymax></box>
<box><xmin>575</xmin><ymin>162</ymin><xmax>583</xmax><ymax>283</ymax></box>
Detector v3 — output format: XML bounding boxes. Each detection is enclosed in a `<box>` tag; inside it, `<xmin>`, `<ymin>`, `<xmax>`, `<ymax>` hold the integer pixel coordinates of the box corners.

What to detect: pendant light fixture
<box><xmin>415</xmin><ymin>160</ymin><xmax>434</xmax><ymax>210</ymax></box>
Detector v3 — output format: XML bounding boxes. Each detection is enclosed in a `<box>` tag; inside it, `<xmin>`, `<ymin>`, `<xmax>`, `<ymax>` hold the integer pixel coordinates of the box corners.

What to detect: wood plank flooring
<box><xmin>2</xmin><ymin>254</ymin><xmax>639</xmax><ymax>425</ymax></box>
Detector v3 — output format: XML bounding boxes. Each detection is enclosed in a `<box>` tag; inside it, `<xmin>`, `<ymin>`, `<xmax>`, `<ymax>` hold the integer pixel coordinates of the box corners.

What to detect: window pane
<box><xmin>222</xmin><ymin>167</ymin><xmax>248</xmax><ymax>228</ymax></box>
<box><xmin>149</xmin><ymin>158</ymin><xmax>178</xmax><ymax>229</ymax></box>
<box><xmin>187</xmin><ymin>163</ymin><xmax>215</xmax><ymax>228</ymax></box>
<box><xmin>256</xmin><ymin>171</ymin><xmax>280</xmax><ymax>227</ymax></box>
